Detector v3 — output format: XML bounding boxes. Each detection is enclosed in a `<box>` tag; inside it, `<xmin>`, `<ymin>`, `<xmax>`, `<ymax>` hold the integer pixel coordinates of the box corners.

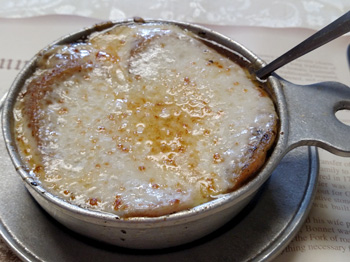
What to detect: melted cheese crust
<box><xmin>14</xmin><ymin>23</ymin><xmax>277</xmax><ymax>217</ymax></box>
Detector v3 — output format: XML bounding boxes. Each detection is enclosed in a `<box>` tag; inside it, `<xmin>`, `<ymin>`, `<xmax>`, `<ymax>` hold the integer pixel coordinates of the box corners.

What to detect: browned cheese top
<box><xmin>14</xmin><ymin>23</ymin><xmax>278</xmax><ymax>217</ymax></box>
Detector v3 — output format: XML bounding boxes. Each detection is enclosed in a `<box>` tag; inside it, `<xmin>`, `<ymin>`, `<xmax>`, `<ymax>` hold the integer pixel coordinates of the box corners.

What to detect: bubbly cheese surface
<box><xmin>14</xmin><ymin>23</ymin><xmax>277</xmax><ymax>217</ymax></box>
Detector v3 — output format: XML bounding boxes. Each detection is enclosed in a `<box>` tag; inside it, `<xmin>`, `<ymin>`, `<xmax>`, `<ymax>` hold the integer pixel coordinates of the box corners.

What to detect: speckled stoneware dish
<box><xmin>2</xmin><ymin>18</ymin><xmax>350</xmax><ymax>249</ymax></box>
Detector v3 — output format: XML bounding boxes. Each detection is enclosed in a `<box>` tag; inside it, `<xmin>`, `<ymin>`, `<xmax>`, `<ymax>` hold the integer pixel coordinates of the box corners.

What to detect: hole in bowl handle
<box><xmin>281</xmin><ymin>79</ymin><xmax>350</xmax><ymax>157</ymax></box>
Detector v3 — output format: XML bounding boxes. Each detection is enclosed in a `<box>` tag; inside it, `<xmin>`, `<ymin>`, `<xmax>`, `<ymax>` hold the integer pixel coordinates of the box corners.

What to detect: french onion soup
<box><xmin>14</xmin><ymin>23</ymin><xmax>278</xmax><ymax>218</ymax></box>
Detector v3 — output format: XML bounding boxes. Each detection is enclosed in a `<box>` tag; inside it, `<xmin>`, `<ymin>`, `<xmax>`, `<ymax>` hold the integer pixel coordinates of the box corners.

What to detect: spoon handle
<box><xmin>256</xmin><ymin>11</ymin><xmax>350</xmax><ymax>80</ymax></box>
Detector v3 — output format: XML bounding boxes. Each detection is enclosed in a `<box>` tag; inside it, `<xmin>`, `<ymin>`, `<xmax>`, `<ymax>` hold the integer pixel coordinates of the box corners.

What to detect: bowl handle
<box><xmin>280</xmin><ymin>78</ymin><xmax>350</xmax><ymax>157</ymax></box>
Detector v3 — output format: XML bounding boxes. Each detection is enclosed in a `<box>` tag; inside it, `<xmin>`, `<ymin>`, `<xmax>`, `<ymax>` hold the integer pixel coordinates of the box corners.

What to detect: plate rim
<box><xmin>0</xmin><ymin>147</ymin><xmax>319</xmax><ymax>262</ymax></box>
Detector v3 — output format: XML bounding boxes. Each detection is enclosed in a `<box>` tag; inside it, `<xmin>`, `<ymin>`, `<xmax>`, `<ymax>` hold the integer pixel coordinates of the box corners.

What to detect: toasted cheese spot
<box><xmin>152</xmin><ymin>183</ymin><xmax>160</xmax><ymax>189</ymax></box>
<box><xmin>114</xmin><ymin>195</ymin><xmax>123</xmax><ymax>211</ymax></box>
<box><xmin>89</xmin><ymin>198</ymin><xmax>99</xmax><ymax>206</ymax></box>
<box><xmin>213</xmin><ymin>153</ymin><xmax>224</xmax><ymax>164</ymax></box>
<box><xmin>14</xmin><ymin>23</ymin><xmax>277</xmax><ymax>218</ymax></box>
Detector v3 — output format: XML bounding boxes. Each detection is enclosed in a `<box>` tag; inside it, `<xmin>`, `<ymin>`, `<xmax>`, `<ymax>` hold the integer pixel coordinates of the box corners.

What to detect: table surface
<box><xmin>0</xmin><ymin>1</ymin><xmax>350</xmax><ymax>261</ymax></box>
<box><xmin>0</xmin><ymin>0</ymin><xmax>350</xmax><ymax>29</ymax></box>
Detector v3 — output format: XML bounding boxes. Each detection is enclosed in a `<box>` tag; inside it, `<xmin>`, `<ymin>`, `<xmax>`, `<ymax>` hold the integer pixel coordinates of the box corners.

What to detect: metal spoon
<box><xmin>256</xmin><ymin>11</ymin><xmax>350</xmax><ymax>80</ymax></box>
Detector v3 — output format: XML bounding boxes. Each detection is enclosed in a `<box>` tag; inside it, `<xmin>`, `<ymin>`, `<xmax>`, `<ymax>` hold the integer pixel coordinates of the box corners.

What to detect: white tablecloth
<box><xmin>1</xmin><ymin>0</ymin><xmax>349</xmax><ymax>29</ymax></box>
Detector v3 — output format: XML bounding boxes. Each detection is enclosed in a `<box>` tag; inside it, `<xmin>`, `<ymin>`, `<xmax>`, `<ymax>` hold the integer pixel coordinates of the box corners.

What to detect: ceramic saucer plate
<box><xmin>0</xmin><ymin>124</ymin><xmax>318</xmax><ymax>262</ymax></box>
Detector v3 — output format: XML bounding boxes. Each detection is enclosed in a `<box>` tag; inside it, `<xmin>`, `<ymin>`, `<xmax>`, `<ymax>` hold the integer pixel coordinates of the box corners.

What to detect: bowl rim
<box><xmin>1</xmin><ymin>18</ymin><xmax>289</xmax><ymax>225</ymax></box>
